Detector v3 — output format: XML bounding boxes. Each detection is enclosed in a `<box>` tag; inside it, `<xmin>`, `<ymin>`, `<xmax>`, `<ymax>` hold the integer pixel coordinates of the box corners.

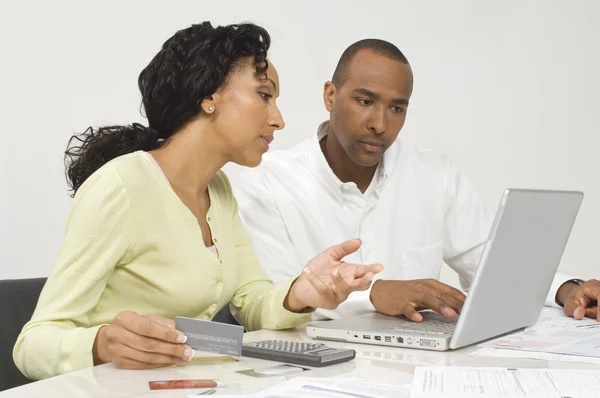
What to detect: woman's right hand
<box><xmin>93</xmin><ymin>311</ymin><xmax>193</xmax><ymax>369</ymax></box>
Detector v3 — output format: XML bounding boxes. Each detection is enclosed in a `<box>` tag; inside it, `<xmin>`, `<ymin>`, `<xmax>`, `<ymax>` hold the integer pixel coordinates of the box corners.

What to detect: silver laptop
<box><xmin>307</xmin><ymin>189</ymin><xmax>584</xmax><ymax>351</ymax></box>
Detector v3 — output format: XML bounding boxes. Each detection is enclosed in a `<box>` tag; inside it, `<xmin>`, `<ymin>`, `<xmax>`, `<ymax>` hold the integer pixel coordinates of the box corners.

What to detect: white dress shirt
<box><xmin>233</xmin><ymin>121</ymin><xmax>571</xmax><ymax>318</ymax></box>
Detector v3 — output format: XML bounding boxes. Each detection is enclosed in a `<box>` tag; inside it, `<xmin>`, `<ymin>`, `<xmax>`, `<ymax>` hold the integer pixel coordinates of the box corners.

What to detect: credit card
<box><xmin>175</xmin><ymin>316</ymin><xmax>244</xmax><ymax>357</ymax></box>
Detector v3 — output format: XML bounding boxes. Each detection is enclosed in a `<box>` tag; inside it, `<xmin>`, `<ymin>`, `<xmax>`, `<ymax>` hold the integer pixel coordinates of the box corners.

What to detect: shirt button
<box><xmin>207</xmin><ymin>216</ymin><xmax>211</xmax><ymax>221</ymax></box>
<box><xmin>213</xmin><ymin>238</ymin><xmax>218</xmax><ymax>243</ymax></box>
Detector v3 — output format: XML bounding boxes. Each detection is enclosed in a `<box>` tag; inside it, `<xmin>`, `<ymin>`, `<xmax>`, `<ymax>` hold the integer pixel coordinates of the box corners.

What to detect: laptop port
<box><xmin>363</xmin><ymin>335</ymin><xmax>371</xmax><ymax>340</ymax></box>
<box><xmin>374</xmin><ymin>336</ymin><xmax>382</xmax><ymax>341</ymax></box>
<box><xmin>420</xmin><ymin>339</ymin><xmax>436</xmax><ymax>347</ymax></box>
<box><xmin>385</xmin><ymin>336</ymin><xmax>392</xmax><ymax>343</ymax></box>
<box><xmin>396</xmin><ymin>337</ymin><xmax>404</xmax><ymax>344</ymax></box>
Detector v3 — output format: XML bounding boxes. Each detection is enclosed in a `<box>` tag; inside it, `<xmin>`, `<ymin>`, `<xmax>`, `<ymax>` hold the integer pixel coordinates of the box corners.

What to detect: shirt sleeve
<box><xmin>232</xmin><ymin>171</ymin><xmax>302</xmax><ymax>285</ymax></box>
<box><xmin>441</xmin><ymin>160</ymin><xmax>576</xmax><ymax>306</ymax></box>
<box><xmin>223</xmin><ymin>173</ymin><xmax>312</xmax><ymax>331</ymax></box>
<box><xmin>441</xmin><ymin>159</ymin><xmax>496</xmax><ymax>291</ymax></box>
<box><xmin>13</xmin><ymin>168</ymin><xmax>133</xmax><ymax>380</ymax></box>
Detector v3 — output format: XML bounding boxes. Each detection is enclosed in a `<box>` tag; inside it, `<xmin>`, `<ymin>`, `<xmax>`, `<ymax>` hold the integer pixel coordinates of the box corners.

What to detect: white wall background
<box><xmin>1</xmin><ymin>1</ymin><xmax>598</xmax><ymax>287</ymax></box>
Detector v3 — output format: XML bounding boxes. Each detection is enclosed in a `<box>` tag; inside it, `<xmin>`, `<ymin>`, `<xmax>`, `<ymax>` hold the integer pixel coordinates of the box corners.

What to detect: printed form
<box><xmin>410</xmin><ymin>366</ymin><xmax>600</xmax><ymax>398</ymax></box>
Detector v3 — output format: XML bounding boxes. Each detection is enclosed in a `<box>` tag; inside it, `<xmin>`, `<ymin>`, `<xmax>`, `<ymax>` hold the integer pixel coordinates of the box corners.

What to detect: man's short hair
<box><xmin>332</xmin><ymin>39</ymin><xmax>409</xmax><ymax>88</ymax></box>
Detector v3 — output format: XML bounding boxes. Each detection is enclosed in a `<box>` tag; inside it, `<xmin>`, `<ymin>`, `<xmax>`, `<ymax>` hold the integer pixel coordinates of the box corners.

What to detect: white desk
<box><xmin>3</xmin><ymin>327</ymin><xmax>599</xmax><ymax>397</ymax></box>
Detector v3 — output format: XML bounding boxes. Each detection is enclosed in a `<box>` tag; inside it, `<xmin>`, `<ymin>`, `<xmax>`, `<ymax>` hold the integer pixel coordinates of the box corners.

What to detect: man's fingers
<box><xmin>584</xmin><ymin>306</ymin><xmax>598</xmax><ymax>321</ymax></box>
<box><xmin>565</xmin><ymin>295</ymin><xmax>592</xmax><ymax>318</ymax></box>
<box><xmin>563</xmin><ymin>301</ymin><xmax>577</xmax><ymax>317</ymax></box>
<box><xmin>446</xmin><ymin>286</ymin><xmax>467</xmax><ymax>303</ymax></box>
<box><xmin>322</xmin><ymin>239</ymin><xmax>362</xmax><ymax>260</ymax></box>
<box><xmin>587</xmin><ymin>293</ymin><xmax>600</xmax><ymax>321</ymax></box>
<box><xmin>400</xmin><ymin>303</ymin><xmax>423</xmax><ymax>322</ymax></box>
<box><xmin>421</xmin><ymin>294</ymin><xmax>457</xmax><ymax>318</ymax></box>
<box><xmin>423</xmin><ymin>281</ymin><xmax>465</xmax><ymax>312</ymax></box>
<box><xmin>571</xmin><ymin>291</ymin><xmax>599</xmax><ymax>321</ymax></box>
<box><xmin>437</xmin><ymin>291</ymin><xmax>465</xmax><ymax>314</ymax></box>
<box><xmin>573</xmin><ymin>306</ymin><xmax>586</xmax><ymax>320</ymax></box>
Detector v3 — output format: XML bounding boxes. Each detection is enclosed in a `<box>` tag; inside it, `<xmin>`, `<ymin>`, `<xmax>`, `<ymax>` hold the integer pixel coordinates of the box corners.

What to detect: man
<box><xmin>233</xmin><ymin>39</ymin><xmax>600</xmax><ymax>322</ymax></box>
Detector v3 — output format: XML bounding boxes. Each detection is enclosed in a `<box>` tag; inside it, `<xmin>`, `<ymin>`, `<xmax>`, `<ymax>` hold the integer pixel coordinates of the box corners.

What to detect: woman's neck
<box><xmin>149</xmin><ymin>121</ymin><xmax>227</xmax><ymax>199</ymax></box>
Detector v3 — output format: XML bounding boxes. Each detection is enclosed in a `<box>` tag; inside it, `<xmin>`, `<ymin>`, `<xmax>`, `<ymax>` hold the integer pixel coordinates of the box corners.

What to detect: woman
<box><xmin>12</xmin><ymin>22</ymin><xmax>382</xmax><ymax>380</ymax></box>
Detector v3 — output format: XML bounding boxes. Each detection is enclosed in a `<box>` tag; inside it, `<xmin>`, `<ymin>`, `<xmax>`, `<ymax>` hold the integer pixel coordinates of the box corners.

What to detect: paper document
<box><xmin>250</xmin><ymin>377</ymin><xmax>410</xmax><ymax>398</ymax></box>
<box><xmin>410</xmin><ymin>366</ymin><xmax>600</xmax><ymax>398</ymax></box>
<box><xmin>536</xmin><ymin>307</ymin><xmax>569</xmax><ymax>322</ymax></box>
<box><xmin>480</xmin><ymin>307</ymin><xmax>600</xmax><ymax>358</ymax></box>
<box><xmin>472</xmin><ymin>347</ymin><xmax>600</xmax><ymax>365</ymax></box>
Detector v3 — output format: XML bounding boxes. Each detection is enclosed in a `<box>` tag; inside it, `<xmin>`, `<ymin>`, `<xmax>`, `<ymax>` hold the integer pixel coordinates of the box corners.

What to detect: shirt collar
<box><xmin>308</xmin><ymin>121</ymin><xmax>397</xmax><ymax>202</ymax></box>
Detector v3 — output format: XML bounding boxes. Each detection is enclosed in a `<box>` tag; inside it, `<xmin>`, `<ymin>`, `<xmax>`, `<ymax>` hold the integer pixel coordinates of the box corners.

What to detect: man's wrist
<box><xmin>369</xmin><ymin>279</ymin><xmax>390</xmax><ymax>305</ymax></box>
<box><xmin>555</xmin><ymin>278</ymin><xmax>585</xmax><ymax>307</ymax></box>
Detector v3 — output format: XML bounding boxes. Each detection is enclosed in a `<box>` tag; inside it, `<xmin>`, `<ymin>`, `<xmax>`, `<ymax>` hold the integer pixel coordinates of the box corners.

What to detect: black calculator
<box><xmin>241</xmin><ymin>340</ymin><xmax>356</xmax><ymax>367</ymax></box>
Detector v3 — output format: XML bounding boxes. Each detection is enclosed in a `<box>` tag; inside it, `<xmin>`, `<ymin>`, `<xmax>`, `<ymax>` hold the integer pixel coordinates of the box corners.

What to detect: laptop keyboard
<box><xmin>389</xmin><ymin>316</ymin><xmax>458</xmax><ymax>336</ymax></box>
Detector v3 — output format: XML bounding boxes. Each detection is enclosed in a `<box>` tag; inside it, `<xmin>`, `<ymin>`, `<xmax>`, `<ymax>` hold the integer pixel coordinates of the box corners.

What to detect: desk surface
<box><xmin>3</xmin><ymin>327</ymin><xmax>599</xmax><ymax>397</ymax></box>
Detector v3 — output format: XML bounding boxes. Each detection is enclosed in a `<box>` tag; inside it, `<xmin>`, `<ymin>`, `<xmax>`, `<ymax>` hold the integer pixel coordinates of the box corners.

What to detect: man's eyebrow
<box><xmin>353</xmin><ymin>88</ymin><xmax>379</xmax><ymax>100</ymax></box>
<box><xmin>353</xmin><ymin>88</ymin><xmax>409</xmax><ymax>105</ymax></box>
<box><xmin>391</xmin><ymin>98</ymin><xmax>409</xmax><ymax>106</ymax></box>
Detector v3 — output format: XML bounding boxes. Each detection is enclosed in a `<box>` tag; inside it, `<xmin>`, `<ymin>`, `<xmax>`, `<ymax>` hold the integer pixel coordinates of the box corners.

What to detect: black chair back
<box><xmin>0</xmin><ymin>277</ymin><xmax>46</xmax><ymax>392</ymax></box>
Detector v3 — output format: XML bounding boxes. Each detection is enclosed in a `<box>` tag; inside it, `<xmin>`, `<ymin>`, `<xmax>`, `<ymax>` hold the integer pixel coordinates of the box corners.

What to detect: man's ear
<box><xmin>323</xmin><ymin>81</ymin><xmax>337</xmax><ymax>112</ymax></box>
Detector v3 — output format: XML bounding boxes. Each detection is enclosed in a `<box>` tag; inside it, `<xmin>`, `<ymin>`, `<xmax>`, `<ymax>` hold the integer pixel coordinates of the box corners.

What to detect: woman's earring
<box><xmin>207</xmin><ymin>106</ymin><xmax>214</xmax><ymax>113</ymax></box>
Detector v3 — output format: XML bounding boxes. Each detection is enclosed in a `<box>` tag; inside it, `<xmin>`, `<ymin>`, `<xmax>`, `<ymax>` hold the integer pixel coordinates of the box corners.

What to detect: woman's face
<box><xmin>211</xmin><ymin>57</ymin><xmax>285</xmax><ymax>167</ymax></box>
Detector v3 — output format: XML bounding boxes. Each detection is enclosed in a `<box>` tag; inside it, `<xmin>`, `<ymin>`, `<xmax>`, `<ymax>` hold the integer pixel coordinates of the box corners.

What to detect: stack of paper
<box><xmin>195</xmin><ymin>378</ymin><xmax>411</xmax><ymax>398</ymax></box>
<box><xmin>473</xmin><ymin>307</ymin><xmax>600</xmax><ymax>363</ymax></box>
<box><xmin>410</xmin><ymin>366</ymin><xmax>600</xmax><ymax>398</ymax></box>
<box><xmin>472</xmin><ymin>347</ymin><xmax>600</xmax><ymax>365</ymax></box>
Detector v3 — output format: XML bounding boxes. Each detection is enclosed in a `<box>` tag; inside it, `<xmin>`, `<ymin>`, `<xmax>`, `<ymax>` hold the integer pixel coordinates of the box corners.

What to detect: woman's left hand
<box><xmin>286</xmin><ymin>238</ymin><xmax>383</xmax><ymax>311</ymax></box>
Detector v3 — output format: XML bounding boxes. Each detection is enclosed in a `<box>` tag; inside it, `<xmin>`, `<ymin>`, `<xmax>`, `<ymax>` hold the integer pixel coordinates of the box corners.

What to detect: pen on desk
<box><xmin>194</xmin><ymin>388</ymin><xmax>216</xmax><ymax>395</ymax></box>
<box><xmin>574</xmin><ymin>323</ymin><xmax>600</xmax><ymax>329</ymax></box>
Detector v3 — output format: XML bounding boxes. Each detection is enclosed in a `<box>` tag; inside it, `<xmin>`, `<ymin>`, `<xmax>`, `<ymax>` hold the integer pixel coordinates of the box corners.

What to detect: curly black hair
<box><xmin>65</xmin><ymin>22</ymin><xmax>270</xmax><ymax>194</ymax></box>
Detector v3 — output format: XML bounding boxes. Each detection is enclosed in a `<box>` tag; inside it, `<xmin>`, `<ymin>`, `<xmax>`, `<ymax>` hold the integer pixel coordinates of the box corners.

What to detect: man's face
<box><xmin>324</xmin><ymin>50</ymin><xmax>413</xmax><ymax>166</ymax></box>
